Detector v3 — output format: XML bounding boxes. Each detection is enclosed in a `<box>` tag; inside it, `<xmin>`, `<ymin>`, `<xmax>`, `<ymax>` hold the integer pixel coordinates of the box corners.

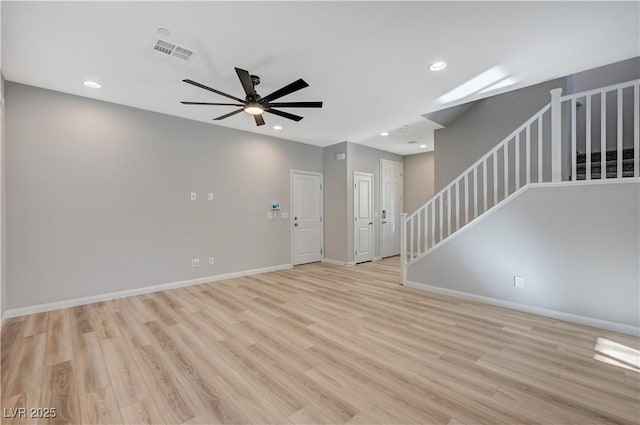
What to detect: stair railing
<box><xmin>559</xmin><ymin>79</ymin><xmax>639</xmax><ymax>181</ymax></box>
<box><xmin>401</xmin><ymin>78</ymin><xmax>640</xmax><ymax>285</ymax></box>
<box><xmin>400</xmin><ymin>103</ymin><xmax>551</xmax><ymax>284</ymax></box>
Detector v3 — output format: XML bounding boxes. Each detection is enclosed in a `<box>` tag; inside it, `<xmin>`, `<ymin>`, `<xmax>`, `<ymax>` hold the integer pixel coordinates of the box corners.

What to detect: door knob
<box><xmin>368</xmin><ymin>222</ymin><xmax>373</xmax><ymax>225</ymax></box>
<box><xmin>294</xmin><ymin>223</ymin><xmax>298</xmax><ymax>227</ymax></box>
<box><xmin>382</xmin><ymin>221</ymin><xmax>387</xmax><ymax>224</ymax></box>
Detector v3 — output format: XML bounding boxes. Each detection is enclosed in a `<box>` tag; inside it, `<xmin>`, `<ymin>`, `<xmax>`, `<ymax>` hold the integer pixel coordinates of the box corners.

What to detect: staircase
<box><xmin>574</xmin><ymin>148</ymin><xmax>635</xmax><ymax>180</ymax></box>
<box><xmin>401</xmin><ymin>78</ymin><xmax>640</xmax><ymax>284</ymax></box>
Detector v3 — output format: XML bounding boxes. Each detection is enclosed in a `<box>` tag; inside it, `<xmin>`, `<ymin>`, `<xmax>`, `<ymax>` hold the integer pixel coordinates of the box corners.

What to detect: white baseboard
<box><xmin>322</xmin><ymin>259</ymin><xmax>355</xmax><ymax>266</ymax></box>
<box><xmin>406</xmin><ymin>280</ymin><xmax>639</xmax><ymax>336</ymax></box>
<box><xmin>373</xmin><ymin>256</ymin><xmax>382</xmax><ymax>262</ymax></box>
<box><xmin>3</xmin><ymin>264</ymin><xmax>292</xmax><ymax>320</ymax></box>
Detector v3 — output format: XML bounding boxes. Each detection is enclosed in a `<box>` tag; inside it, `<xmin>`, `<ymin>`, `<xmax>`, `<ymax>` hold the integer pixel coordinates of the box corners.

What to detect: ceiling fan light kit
<box><xmin>180</xmin><ymin>67</ymin><xmax>323</xmax><ymax>126</ymax></box>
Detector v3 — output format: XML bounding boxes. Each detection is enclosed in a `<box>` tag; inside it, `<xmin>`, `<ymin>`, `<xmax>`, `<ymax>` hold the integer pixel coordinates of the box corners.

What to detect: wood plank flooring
<box><xmin>1</xmin><ymin>257</ymin><xmax>639</xmax><ymax>424</ymax></box>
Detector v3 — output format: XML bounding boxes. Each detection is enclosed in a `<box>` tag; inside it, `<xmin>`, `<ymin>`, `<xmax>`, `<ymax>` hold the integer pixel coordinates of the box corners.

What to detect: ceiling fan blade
<box><xmin>261</xmin><ymin>79</ymin><xmax>309</xmax><ymax>103</ymax></box>
<box><xmin>181</xmin><ymin>101</ymin><xmax>244</xmax><ymax>106</ymax></box>
<box><xmin>265</xmin><ymin>108</ymin><xmax>303</xmax><ymax>122</ymax></box>
<box><xmin>254</xmin><ymin>115</ymin><xmax>265</xmax><ymax>126</ymax></box>
<box><xmin>235</xmin><ymin>67</ymin><xmax>256</xmax><ymax>98</ymax></box>
<box><xmin>183</xmin><ymin>79</ymin><xmax>245</xmax><ymax>103</ymax></box>
<box><xmin>213</xmin><ymin>108</ymin><xmax>244</xmax><ymax>120</ymax></box>
<box><xmin>266</xmin><ymin>101</ymin><xmax>323</xmax><ymax>108</ymax></box>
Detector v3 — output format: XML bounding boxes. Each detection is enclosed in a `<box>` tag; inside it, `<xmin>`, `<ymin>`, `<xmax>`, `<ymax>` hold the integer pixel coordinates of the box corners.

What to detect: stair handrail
<box><xmin>401</xmin><ymin>102</ymin><xmax>551</xmax><ymax>283</ymax></box>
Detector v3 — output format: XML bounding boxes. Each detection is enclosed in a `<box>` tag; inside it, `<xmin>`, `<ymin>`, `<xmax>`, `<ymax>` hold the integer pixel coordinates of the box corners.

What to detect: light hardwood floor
<box><xmin>1</xmin><ymin>257</ymin><xmax>639</xmax><ymax>425</ymax></box>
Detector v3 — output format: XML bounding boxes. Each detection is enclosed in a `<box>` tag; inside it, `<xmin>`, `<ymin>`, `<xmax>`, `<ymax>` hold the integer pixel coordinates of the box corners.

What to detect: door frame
<box><xmin>353</xmin><ymin>171</ymin><xmax>374</xmax><ymax>264</ymax></box>
<box><xmin>290</xmin><ymin>170</ymin><xmax>324</xmax><ymax>266</ymax></box>
<box><xmin>379</xmin><ymin>159</ymin><xmax>404</xmax><ymax>258</ymax></box>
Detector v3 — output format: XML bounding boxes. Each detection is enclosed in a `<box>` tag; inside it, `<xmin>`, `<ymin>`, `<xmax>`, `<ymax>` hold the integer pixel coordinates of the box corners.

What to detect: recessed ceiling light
<box><xmin>419</xmin><ymin>144</ymin><xmax>428</xmax><ymax>149</ymax></box>
<box><xmin>273</xmin><ymin>125</ymin><xmax>283</xmax><ymax>130</ymax></box>
<box><xmin>429</xmin><ymin>61</ymin><xmax>447</xmax><ymax>72</ymax></box>
<box><xmin>83</xmin><ymin>81</ymin><xmax>101</xmax><ymax>89</ymax></box>
<box><xmin>157</xmin><ymin>27</ymin><xmax>171</xmax><ymax>36</ymax></box>
<box><xmin>380</xmin><ymin>132</ymin><xmax>389</xmax><ymax>136</ymax></box>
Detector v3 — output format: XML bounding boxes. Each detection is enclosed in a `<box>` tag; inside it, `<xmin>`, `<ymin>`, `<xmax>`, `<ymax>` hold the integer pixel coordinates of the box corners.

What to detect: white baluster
<box><xmin>601</xmin><ymin>92</ymin><xmax>606</xmax><ymax>180</ymax></box>
<box><xmin>504</xmin><ymin>142</ymin><xmax>509</xmax><ymax>197</ymax></box>
<box><xmin>431</xmin><ymin>201</ymin><xmax>435</xmax><ymax>247</ymax></box>
<box><xmin>455</xmin><ymin>180</ymin><xmax>460</xmax><ymax>231</ymax></box>
<box><xmin>483</xmin><ymin>159</ymin><xmax>488</xmax><ymax>212</ymax></box>
<box><xmin>410</xmin><ymin>216</ymin><xmax>414</xmax><ymax>261</ymax></box>
<box><xmin>635</xmin><ymin>83</ymin><xmax>639</xmax><ymax>178</ymax></box>
<box><xmin>515</xmin><ymin>133</ymin><xmax>520</xmax><ymax>189</ymax></box>
<box><xmin>571</xmin><ymin>97</ymin><xmax>578</xmax><ymax>181</ymax></box>
<box><xmin>417</xmin><ymin>209</ymin><xmax>421</xmax><ymax>256</ymax></box>
<box><xmin>438</xmin><ymin>195</ymin><xmax>443</xmax><ymax>243</ymax></box>
<box><xmin>424</xmin><ymin>205</ymin><xmax>428</xmax><ymax>251</ymax></box>
<box><xmin>447</xmin><ymin>187</ymin><xmax>451</xmax><ymax>236</ymax></box>
<box><xmin>472</xmin><ymin>167</ymin><xmax>478</xmax><ymax>219</ymax></box>
<box><xmin>538</xmin><ymin>118</ymin><xmax>543</xmax><ymax>182</ymax></box>
<box><xmin>493</xmin><ymin>151</ymin><xmax>498</xmax><ymax>205</ymax></box>
<box><xmin>617</xmin><ymin>88</ymin><xmax>623</xmax><ymax>178</ymax></box>
<box><xmin>525</xmin><ymin>125</ymin><xmax>531</xmax><ymax>185</ymax></box>
<box><xmin>550</xmin><ymin>88</ymin><xmax>563</xmax><ymax>182</ymax></box>
<box><xmin>464</xmin><ymin>174</ymin><xmax>469</xmax><ymax>224</ymax></box>
<box><xmin>586</xmin><ymin>95</ymin><xmax>592</xmax><ymax>180</ymax></box>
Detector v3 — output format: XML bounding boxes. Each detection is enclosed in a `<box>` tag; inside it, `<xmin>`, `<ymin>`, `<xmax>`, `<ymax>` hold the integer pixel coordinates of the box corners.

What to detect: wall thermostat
<box><xmin>272</xmin><ymin>202</ymin><xmax>280</xmax><ymax>210</ymax></box>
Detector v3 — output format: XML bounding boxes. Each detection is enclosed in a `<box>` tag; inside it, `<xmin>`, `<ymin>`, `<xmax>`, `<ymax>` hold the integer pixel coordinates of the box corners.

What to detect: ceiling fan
<box><xmin>180</xmin><ymin>67</ymin><xmax>323</xmax><ymax>126</ymax></box>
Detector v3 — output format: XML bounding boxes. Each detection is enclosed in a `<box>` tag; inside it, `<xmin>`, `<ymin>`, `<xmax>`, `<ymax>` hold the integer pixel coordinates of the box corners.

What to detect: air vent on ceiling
<box><xmin>152</xmin><ymin>39</ymin><xmax>194</xmax><ymax>61</ymax></box>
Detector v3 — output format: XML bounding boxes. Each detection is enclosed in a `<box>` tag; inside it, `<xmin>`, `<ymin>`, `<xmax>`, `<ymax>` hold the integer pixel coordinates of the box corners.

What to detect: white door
<box><xmin>381</xmin><ymin>160</ymin><xmax>403</xmax><ymax>257</ymax></box>
<box><xmin>354</xmin><ymin>172</ymin><xmax>373</xmax><ymax>264</ymax></box>
<box><xmin>292</xmin><ymin>172</ymin><xmax>323</xmax><ymax>265</ymax></box>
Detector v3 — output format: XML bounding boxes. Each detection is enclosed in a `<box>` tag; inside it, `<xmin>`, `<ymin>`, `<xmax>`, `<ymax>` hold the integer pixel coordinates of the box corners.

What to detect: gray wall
<box><xmin>5</xmin><ymin>82</ymin><xmax>323</xmax><ymax>309</ymax></box>
<box><xmin>322</xmin><ymin>142</ymin><xmax>349</xmax><ymax>262</ymax></box>
<box><xmin>404</xmin><ymin>152</ymin><xmax>434</xmax><ymax>213</ymax></box>
<box><xmin>1</xmin><ymin>76</ymin><xmax>5</xmax><ymax>319</ymax></box>
<box><xmin>407</xmin><ymin>181</ymin><xmax>640</xmax><ymax>329</ymax></box>
<box><xmin>434</xmin><ymin>78</ymin><xmax>566</xmax><ymax>192</ymax></box>
<box><xmin>347</xmin><ymin>142</ymin><xmax>403</xmax><ymax>262</ymax></box>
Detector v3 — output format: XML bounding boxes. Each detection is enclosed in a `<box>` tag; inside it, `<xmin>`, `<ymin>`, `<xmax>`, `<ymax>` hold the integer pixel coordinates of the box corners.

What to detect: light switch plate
<box><xmin>208</xmin><ymin>193</ymin><xmax>214</xmax><ymax>201</ymax></box>
<box><xmin>281</xmin><ymin>212</ymin><xmax>289</xmax><ymax>219</ymax></box>
<box><xmin>190</xmin><ymin>192</ymin><xmax>197</xmax><ymax>201</ymax></box>
<box><xmin>266</xmin><ymin>212</ymin><xmax>274</xmax><ymax>219</ymax></box>
<box><xmin>514</xmin><ymin>276</ymin><xmax>524</xmax><ymax>288</ymax></box>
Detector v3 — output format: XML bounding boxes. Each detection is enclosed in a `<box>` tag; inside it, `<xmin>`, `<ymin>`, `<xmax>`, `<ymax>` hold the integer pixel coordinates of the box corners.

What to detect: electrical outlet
<box><xmin>208</xmin><ymin>193</ymin><xmax>214</xmax><ymax>201</ymax></box>
<box><xmin>190</xmin><ymin>192</ymin><xmax>197</xmax><ymax>201</ymax></box>
<box><xmin>209</xmin><ymin>257</ymin><xmax>215</xmax><ymax>265</ymax></box>
<box><xmin>191</xmin><ymin>258</ymin><xmax>200</xmax><ymax>267</ymax></box>
<box><xmin>514</xmin><ymin>276</ymin><xmax>524</xmax><ymax>288</ymax></box>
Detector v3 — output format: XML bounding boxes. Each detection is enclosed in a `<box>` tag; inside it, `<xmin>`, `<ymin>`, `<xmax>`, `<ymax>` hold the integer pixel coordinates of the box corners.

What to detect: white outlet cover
<box><xmin>190</xmin><ymin>192</ymin><xmax>197</xmax><ymax>201</ymax></box>
<box><xmin>514</xmin><ymin>276</ymin><xmax>524</xmax><ymax>288</ymax></box>
<box><xmin>208</xmin><ymin>193</ymin><xmax>214</xmax><ymax>201</ymax></box>
<box><xmin>281</xmin><ymin>212</ymin><xmax>289</xmax><ymax>219</ymax></box>
<box><xmin>191</xmin><ymin>258</ymin><xmax>200</xmax><ymax>267</ymax></box>
<box><xmin>209</xmin><ymin>257</ymin><xmax>214</xmax><ymax>265</ymax></box>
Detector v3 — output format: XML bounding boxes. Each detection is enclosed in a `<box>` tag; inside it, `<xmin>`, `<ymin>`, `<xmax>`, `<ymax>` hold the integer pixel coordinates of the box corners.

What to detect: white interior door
<box><xmin>381</xmin><ymin>160</ymin><xmax>403</xmax><ymax>257</ymax></box>
<box><xmin>354</xmin><ymin>172</ymin><xmax>373</xmax><ymax>264</ymax></box>
<box><xmin>292</xmin><ymin>172</ymin><xmax>323</xmax><ymax>265</ymax></box>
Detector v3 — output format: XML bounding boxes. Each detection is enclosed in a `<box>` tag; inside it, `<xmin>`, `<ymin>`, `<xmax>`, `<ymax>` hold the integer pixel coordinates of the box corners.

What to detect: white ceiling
<box><xmin>2</xmin><ymin>2</ymin><xmax>639</xmax><ymax>155</ymax></box>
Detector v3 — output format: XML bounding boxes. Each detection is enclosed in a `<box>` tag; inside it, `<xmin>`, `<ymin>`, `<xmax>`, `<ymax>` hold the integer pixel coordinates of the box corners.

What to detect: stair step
<box><xmin>574</xmin><ymin>171</ymin><xmax>636</xmax><ymax>180</ymax></box>
<box><xmin>576</xmin><ymin>148</ymin><xmax>635</xmax><ymax>163</ymax></box>
<box><xmin>576</xmin><ymin>162</ymin><xmax>635</xmax><ymax>173</ymax></box>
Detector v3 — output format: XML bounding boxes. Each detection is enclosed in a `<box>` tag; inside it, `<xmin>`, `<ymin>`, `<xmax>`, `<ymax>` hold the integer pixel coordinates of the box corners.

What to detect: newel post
<box><xmin>550</xmin><ymin>88</ymin><xmax>563</xmax><ymax>182</ymax></box>
<box><xmin>400</xmin><ymin>213</ymin><xmax>408</xmax><ymax>286</ymax></box>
